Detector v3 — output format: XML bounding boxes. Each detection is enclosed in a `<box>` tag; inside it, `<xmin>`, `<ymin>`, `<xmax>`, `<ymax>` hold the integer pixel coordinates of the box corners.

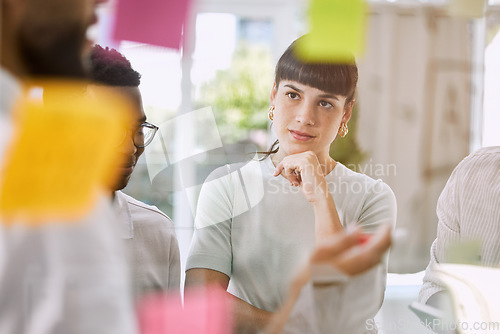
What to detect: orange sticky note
<box><xmin>0</xmin><ymin>81</ymin><xmax>132</xmax><ymax>225</ymax></box>
<box><xmin>296</xmin><ymin>0</ymin><xmax>367</xmax><ymax>63</ymax></box>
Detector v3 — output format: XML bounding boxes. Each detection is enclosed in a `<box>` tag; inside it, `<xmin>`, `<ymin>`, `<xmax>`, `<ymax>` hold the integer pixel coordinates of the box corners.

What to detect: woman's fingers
<box><xmin>332</xmin><ymin>223</ymin><xmax>392</xmax><ymax>276</ymax></box>
<box><xmin>272</xmin><ymin>162</ymin><xmax>283</xmax><ymax>177</ymax></box>
<box><xmin>273</xmin><ymin>152</ymin><xmax>329</xmax><ymax>202</ymax></box>
<box><xmin>274</xmin><ymin>161</ymin><xmax>301</xmax><ymax>186</ymax></box>
<box><xmin>285</xmin><ymin>166</ymin><xmax>301</xmax><ymax>186</ymax></box>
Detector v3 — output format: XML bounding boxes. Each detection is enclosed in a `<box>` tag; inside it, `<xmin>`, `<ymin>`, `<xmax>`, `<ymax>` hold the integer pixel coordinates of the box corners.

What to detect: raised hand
<box><xmin>264</xmin><ymin>223</ymin><xmax>392</xmax><ymax>334</ymax></box>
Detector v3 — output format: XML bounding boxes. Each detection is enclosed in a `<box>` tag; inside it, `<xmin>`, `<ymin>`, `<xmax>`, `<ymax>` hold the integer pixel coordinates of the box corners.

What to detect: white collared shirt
<box><xmin>113</xmin><ymin>190</ymin><xmax>181</xmax><ymax>301</ymax></box>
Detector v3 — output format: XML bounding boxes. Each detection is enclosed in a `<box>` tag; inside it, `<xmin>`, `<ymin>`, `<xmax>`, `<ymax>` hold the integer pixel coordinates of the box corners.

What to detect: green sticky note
<box><xmin>445</xmin><ymin>239</ymin><xmax>482</xmax><ymax>265</ymax></box>
<box><xmin>448</xmin><ymin>0</ymin><xmax>486</xmax><ymax>18</ymax></box>
<box><xmin>296</xmin><ymin>0</ymin><xmax>367</xmax><ymax>63</ymax></box>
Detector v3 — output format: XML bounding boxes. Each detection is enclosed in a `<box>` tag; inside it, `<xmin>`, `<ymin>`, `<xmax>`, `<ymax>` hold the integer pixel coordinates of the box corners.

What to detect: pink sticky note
<box><xmin>137</xmin><ymin>286</ymin><xmax>233</xmax><ymax>334</ymax></box>
<box><xmin>113</xmin><ymin>0</ymin><xmax>191</xmax><ymax>49</ymax></box>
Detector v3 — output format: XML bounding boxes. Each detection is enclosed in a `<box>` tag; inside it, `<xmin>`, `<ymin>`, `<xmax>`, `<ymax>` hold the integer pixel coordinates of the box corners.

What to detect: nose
<box><xmin>295</xmin><ymin>103</ymin><xmax>315</xmax><ymax>126</ymax></box>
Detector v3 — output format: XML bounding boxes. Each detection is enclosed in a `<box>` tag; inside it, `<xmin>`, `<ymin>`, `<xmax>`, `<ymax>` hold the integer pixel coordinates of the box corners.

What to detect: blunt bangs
<box><xmin>275</xmin><ymin>41</ymin><xmax>358</xmax><ymax>103</ymax></box>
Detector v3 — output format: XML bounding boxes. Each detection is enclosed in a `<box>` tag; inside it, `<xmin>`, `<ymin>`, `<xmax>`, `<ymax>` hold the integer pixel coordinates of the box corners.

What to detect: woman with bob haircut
<box><xmin>185</xmin><ymin>36</ymin><xmax>397</xmax><ymax>334</ymax></box>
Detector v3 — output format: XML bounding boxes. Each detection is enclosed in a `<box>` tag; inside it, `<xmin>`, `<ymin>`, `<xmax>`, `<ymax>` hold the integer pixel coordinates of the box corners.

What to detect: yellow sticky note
<box><xmin>0</xmin><ymin>81</ymin><xmax>132</xmax><ymax>225</ymax></box>
<box><xmin>448</xmin><ymin>0</ymin><xmax>486</xmax><ymax>18</ymax></box>
<box><xmin>296</xmin><ymin>0</ymin><xmax>367</xmax><ymax>63</ymax></box>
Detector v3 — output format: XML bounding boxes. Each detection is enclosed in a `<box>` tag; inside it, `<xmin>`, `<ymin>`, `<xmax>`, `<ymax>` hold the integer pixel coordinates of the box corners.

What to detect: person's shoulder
<box><xmin>205</xmin><ymin>162</ymin><xmax>245</xmax><ymax>180</ymax></box>
<box><xmin>465</xmin><ymin>146</ymin><xmax>500</xmax><ymax>162</ymax></box>
<box><xmin>204</xmin><ymin>157</ymin><xmax>265</xmax><ymax>182</ymax></box>
<box><xmin>332</xmin><ymin>163</ymin><xmax>396</xmax><ymax>204</ymax></box>
<box><xmin>333</xmin><ymin>163</ymin><xmax>391</xmax><ymax>187</ymax></box>
<box><xmin>454</xmin><ymin>146</ymin><xmax>500</xmax><ymax>174</ymax></box>
<box><xmin>116</xmin><ymin>191</ymin><xmax>174</xmax><ymax>226</ymax></box>
<box><xmin>0</xmin><ymin>67</ymin><xmax>20</xmax><ymax>91</ymax></box>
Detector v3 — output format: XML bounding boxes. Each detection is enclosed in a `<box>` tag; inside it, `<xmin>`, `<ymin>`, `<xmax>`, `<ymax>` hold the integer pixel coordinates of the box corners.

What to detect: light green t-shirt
<box><xmin>187</xmin><ymin>156</ymin><xmax>397</xmax><ymax>333</ymax></box>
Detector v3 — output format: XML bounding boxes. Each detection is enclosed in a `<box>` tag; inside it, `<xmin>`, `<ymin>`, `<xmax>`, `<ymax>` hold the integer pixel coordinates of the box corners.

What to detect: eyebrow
<box><xmin>318</xmin><ymin>93</ymin><xmax>339</xmax><ymax>101</ymax></box>
<box><xmin>138</xmin><ymin>116</ymin><xmax>147</xmax><ymax>123</ymax></box>
<box><xmin>284</xmin><ymin>84</ymin><xmax>304</xmax><ymax>94</ymax></box>
<box><xmin>284</xmin><ymin>84</ymin><xmax>339</xmax><ymax>101</ymax></box>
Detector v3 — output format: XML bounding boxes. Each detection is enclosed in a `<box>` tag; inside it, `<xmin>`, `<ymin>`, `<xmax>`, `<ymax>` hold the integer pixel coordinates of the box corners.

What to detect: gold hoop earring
<box><xmin>338</xmin><ymin>123</ymin><xmax>348</xmax><ymax>137</ymax></box>
<box><xmin>268</xmin><ymin>105</ymin><xmax>275</xmax><ymax>121</ymax></box>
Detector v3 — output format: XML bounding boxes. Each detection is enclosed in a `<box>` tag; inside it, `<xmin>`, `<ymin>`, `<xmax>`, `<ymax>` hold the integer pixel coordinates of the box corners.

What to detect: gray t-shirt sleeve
<box><xmin>186</xmin><ymin>166</ymin><xmax>235</xmax><ymax>277</ymax></box>
<box><xmin>357</xmin><ymin>180</ymin><xmax>397</xmax><ymax>232</ymax></box>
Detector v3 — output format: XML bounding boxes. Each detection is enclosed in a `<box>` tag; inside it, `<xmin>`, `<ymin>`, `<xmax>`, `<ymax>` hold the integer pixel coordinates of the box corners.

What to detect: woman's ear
<box><xmin>269</xmin><ymin>82</ymin><xmax>277</xmax><ymax>105</ymax></box>
<box><xmin>342</xmin><ymin>99</ymin><xmax>354</xmax><ymax>124</ymax></box>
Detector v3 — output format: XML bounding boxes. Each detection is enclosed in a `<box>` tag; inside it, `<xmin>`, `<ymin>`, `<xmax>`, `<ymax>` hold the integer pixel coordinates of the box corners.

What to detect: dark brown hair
<box><xmin>259</xmin><ymin>36</ymin><xmax>359</xmax><ymax>160</ymax></box>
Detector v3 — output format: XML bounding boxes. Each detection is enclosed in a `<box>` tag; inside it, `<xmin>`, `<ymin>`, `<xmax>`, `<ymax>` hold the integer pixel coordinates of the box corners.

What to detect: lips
<box><xmin>119</xmin><ymin>159</ymin><xmax>136</xmax><ymax>175</ymax></box>
<box><xmin>119</xmin><ymin>165</ymin><xmax>134</xmax><ymax>175</ymax></box>
<box><xmin>289</xmin><ymin>129</ymin><xmax>315</xmax><ymax>141</ymax></box>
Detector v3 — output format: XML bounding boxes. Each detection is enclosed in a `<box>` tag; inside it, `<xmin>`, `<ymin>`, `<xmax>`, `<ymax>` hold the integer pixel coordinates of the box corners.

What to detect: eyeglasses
<box><xmin>119</xmin><ymin>122</ymin><xmax>159</xmax><ymax>148</ymax></box>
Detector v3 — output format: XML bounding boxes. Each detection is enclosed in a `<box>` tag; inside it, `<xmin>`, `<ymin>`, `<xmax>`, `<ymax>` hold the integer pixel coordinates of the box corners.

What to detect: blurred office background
<box><xmin>92</xmin><ymin>0</ymin><xmax>500</xmax><ymax>279</ymax></box>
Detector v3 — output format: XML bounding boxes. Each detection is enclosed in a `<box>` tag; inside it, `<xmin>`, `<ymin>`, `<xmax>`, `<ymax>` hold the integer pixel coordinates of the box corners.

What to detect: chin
<box><xmin>114</xmin><ymin>177</ymin><xmax>131</xmax><ymax>191</ymax></box>
<box><xmin>114</xmin><ymin>184</ymin><xmax>127</xmax><ymax>191</ymax></box>
<box><xmin>284</xmin><ymin>145</ymin><xmax>313</xmax><ymax>155</ymax></box>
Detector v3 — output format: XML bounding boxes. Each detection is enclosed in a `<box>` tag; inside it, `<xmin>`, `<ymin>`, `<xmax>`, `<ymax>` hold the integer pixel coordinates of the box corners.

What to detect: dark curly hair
<box><xmin>89</xmin><ymin>44</ymin><xmax>141</xmax><ymax>87</ymax></box>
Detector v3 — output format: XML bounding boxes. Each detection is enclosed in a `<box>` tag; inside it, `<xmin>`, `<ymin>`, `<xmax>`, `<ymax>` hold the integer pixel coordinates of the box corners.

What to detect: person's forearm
<box><xmin>185</xmin><ymin>269</ymin><xmax>271</xmax><ymax>333</ymax></box>
<box><xmin>228</xmin><ymin>294</ymin><xmax>273</xmax><ymax>333</ymax></box>
<box><xmin>263</xmin><ymin>266</ymin><xmax>309</xmax><ymax>334</ymax></box>
<box><xmin>312</xmin><ymin>190</ymin><xmax>344</xmax><ymax>237</ymax></box>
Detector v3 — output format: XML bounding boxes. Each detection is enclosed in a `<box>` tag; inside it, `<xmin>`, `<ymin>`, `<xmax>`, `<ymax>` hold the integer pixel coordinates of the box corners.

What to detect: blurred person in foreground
<box><xmin>185</xmin><ymin>35</ymin><xmax>396</xmax><ymax>334</ymax></box>
<box><xmin>0</xmin><ymin>0</ymin><xmax>136</xmax><ymax>333</ymax></box>
<box><xmin>89</xmin><ymin>44</ymin><xmax>181</xmax><ymax>301</ymax></box>
<box><xmin>419</xmin><ymin>147</ymin><xmax>500</xmax><ymax>307</ymax></box>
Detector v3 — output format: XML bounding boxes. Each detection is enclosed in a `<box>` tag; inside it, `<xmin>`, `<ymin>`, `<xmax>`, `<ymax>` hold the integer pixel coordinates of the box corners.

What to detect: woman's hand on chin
<box><xmin>273</xmin><ymin>151</ymin><xmax>330</xmax><ymax>203</ymax></box>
